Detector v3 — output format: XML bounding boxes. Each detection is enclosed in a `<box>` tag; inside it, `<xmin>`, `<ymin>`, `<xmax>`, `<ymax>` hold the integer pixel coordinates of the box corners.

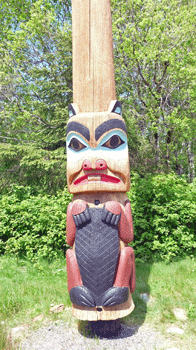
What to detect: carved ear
<box><xmin>108</xmin><ymin>100</ymin><xmax>122</xmax><ymax>116</ymax></box>
<box><xmin>68</xmin><ymin>103</ymin><xmax>80</xmax><ymax>118</ymax></box>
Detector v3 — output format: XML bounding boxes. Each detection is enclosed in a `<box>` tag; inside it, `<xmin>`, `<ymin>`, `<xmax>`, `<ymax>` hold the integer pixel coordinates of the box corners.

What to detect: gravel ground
<box><xmin>20</xmin><ymin>321</ymin><xmax>171</xmax><ymax>350</ymax></box>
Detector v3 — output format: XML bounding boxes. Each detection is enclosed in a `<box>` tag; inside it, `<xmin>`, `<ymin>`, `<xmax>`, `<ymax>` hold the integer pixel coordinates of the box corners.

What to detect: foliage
<box><xmin>0</xmin><ymin>143</ymin><xmax>67</xmax><ymax>195</ymax></box>
<box><xmin>0</xmin><ymin>173</ymin><xmax>195</xmax><ymax>262</ymax></box>
<box><xmin>0</xmin><ymin>0</ymin><xmax>195</xmax><ymax>262</ymax></box>
<box><xmin>0</xmin><ymin>0</ymin><xmax>195</xmax><ymax>196</ymax></box>
<box><xmin>0</xmin><ymin>185</ymin><xmax>72</xmax><ymax>260</ymax></box>
<box><xmin>0</xmin><ymin>0</ymin><xmax>72</xmax><ymax>194</ymax></box>
<box><xmin>112</xmin><ymin>0</ymin><xmax>196</xmax><ymax>180</ymax></box>
<box><xmin>128</xmin><ymin>172</ymin><xmax>196</xmax><ymax>261</ymax></box>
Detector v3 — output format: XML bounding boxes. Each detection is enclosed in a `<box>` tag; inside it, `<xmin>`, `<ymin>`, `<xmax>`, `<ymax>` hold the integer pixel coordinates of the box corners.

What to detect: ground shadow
<box><xmin>78</xmin><ymin>260</ymin><xmax>152</xmax><ymax>339</ymax></box>
<box><xmin>78</xmin><ymin>319</ymin><xmax>138</xmax><ymax>339</ymax></box>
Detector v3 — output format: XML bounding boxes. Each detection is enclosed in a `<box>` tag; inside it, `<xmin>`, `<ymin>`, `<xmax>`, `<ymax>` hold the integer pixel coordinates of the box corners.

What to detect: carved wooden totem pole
<box><xmin>66</xmin><ymin>0</ymin><xmax>135</xmax><ymax>321</ymax></box>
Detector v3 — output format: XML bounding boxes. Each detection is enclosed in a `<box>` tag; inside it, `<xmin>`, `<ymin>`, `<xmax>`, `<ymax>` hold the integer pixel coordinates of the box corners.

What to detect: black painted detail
<box><xmin>95</xmin><ymin>119</ymin><xmax>127</xmax><ymax>141</ymax></box>
<box><xmin>101</xmin><ymin>287</ymin><xmax>129</xmax><ymax>307</ymax></box>
<box><xmin>73</xmin><ymin>208</ymin><xmax>91</xmax><ymax>228</ymax></box>
<box><xmin>111</xmin><ymin>101</ymin><xmax>122</xmax><ymax>116</ymax></box>
<box><xmin>75</xmin><ymin>208</ymin><xmax>119</xmax><ymax>306</ymax></box>
<box><xmin>96</xmin><ymin>307</ymin><xmax>102</xmax><ymax>312</ymax></box>
<box><xmin>70</xmin><ymin>286</ymin><xmax>96</xmax><ymax>307</ymax></box>
<box><xmin>68</xmin><ymin>104</ymin><xmax>77</xmax><ymax>118</ymax></box>
<box><xmin>101</xmin><ymin>205</ymin><xmax>121</xmax><ymax>227</ymax></box>
<box><xmin>68</xmin><ymin>137</ymin><xmax>86</xmax><ymax>152</ymax></box>
<box><xmin>101</xmin><ymin>135</ymin><xmax>125</xmax><ymax>149</ymax></box>
<box><xmin>66</xmin><ymin>121</ymin><xmax>90</xmax><ymax>141</ymax></box>
<box><xmin>94</xmin><ymin>200</ymin><xmax>100</xmax><ymax>206</ymax></box>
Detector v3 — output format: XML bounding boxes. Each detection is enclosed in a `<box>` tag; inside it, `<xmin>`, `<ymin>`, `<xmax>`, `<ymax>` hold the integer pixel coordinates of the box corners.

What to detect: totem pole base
<box><xmin>72</xmin><ymin>291</ymin><xmax>134</xmax><ymax>321</ymax></box>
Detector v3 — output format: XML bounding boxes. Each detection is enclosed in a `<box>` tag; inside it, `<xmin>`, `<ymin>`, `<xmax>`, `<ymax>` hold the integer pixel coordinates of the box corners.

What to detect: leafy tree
<box><xmin>0</xmin><ymin>0</ymin><xmax>196</xmax><ymax>195</ymax></box>
<box><xmin>0</xmin><ymin>0</ymin><xmax>72</xmax><ymax>193</ymax></box>
<box><xmin>112</xmin><ymin>0</ymin><xmax>196</xmax><ymax>180</ymax></box>
<box><xmin>0</xmin><ymin>0</ymin><xmax>195</xmax><ymax>262</ymax></box>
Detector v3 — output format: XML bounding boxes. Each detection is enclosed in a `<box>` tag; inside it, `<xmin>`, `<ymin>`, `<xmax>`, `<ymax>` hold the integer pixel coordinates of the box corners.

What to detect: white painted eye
<box><xmin>68</xmin><ymin>137</ymin><xmax>87</xmax><ymax>152</ymax></box>
<box><xmin>101</xmin><ymin>135</ymin><xmax>125</xmax><ymax>149</ymax></box>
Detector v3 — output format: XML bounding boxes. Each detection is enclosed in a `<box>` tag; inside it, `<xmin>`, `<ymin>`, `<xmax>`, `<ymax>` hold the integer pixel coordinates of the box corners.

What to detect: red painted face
<box><xmin>73</xmin><ymin>159</ymin><xmax>120</xmax><ymax>186</ymax></box>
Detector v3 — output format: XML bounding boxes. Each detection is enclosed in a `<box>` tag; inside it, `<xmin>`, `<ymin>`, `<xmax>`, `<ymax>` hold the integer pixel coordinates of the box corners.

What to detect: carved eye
<box><xmin>68</xmin><ymin>137</ymin><xmax>86</xmax><ymax>152</ymax></box>
<box><xmin>101</xmin><ymin>135</ymin><xmax>125</xmax><ymax>149</ymax></box>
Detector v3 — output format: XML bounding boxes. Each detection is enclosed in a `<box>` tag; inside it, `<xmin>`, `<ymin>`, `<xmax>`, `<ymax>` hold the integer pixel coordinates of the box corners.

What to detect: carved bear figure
<box><xmin>66</xmin><ymin>101</ymin><xmax>135</xmax><ymax>312</ymax></box>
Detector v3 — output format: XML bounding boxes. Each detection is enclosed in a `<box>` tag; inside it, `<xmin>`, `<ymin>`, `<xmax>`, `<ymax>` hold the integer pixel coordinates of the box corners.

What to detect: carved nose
<box><xmin>95</xmin><ymin>159</ymin><xmax>107</xmax><ymax>170</ymax></box>
<box><xmin>82</xmin><ymin>159</ymin><xmax>92</xmax><ymax>170</ymax></box>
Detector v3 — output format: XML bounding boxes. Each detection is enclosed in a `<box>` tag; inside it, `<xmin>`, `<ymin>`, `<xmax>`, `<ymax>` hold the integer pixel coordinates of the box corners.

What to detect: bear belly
<box><xmin>75</xmin><ymin>208</ymin><xmax>119</xmax><ymax>305</ymax></box>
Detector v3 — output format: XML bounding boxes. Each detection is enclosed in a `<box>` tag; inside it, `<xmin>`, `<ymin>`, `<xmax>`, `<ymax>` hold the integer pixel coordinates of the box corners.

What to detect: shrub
<box><xmin>0</xmin><ymin>173</ymin><xmax>195</xmax><ymax>262</ymax></box>
<box><xmin>0</xmin><ymin>185</ymin><xmax>72</xmax><ymax>261</ymax></box>
<box><xmin>128</xmin><ymin>172</ymin><xmax>196</xmax><ymax>261</ymax></box>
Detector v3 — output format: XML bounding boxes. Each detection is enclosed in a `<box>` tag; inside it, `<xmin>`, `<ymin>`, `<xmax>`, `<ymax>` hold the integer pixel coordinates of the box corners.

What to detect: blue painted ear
<box><xmin>68</xmin><ymin>103</ymin><xmax>79</xmax><ymax>118</ymax></box>
<box><xmin>110</xmin><ymin>101</ymin><xmax>122</xmax><ymax>116</ymax></box>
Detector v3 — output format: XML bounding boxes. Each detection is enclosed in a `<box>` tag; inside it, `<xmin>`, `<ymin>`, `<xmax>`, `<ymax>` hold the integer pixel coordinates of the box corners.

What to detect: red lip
<box><xmin>73</xmin><ymin>173</ymin><xmax>120</xmax><ymax>186</ymax></box>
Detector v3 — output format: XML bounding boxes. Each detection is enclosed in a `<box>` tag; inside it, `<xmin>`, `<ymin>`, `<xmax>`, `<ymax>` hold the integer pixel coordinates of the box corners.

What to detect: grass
<box><xmin>0</xmin><ymin>255</ymin><xmax>196</xmax><ymax>349</ymax></box>
<box><xmin>0</xmin><ymin>256</ymin><xmax>74</xmax><ymax>349</ymax></box>
<box><xmin>124</xmin><ymin>257</ymin><xmax>196</xmax><ymax>349</ymax></box>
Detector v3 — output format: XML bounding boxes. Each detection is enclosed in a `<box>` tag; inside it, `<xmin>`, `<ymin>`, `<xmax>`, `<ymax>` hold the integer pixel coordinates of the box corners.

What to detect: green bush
<box><xmin>0</xmin><ymin>173</ymin><xmax>195</xmax><ymax>262</ymax></box>
<box><xmin>128</xmin><ymin>172</ymin><xmax>196</xmax><ymax>261</ymax></box>
<box><xmin>0</xmin><ymin>185</ymin><xmax>72</xmax><ymax>261</ymax></box>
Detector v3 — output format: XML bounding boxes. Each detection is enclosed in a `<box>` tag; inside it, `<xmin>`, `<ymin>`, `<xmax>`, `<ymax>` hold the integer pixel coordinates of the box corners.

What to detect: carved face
<box><xmin>66</xmin><ymin>105</ymin><xmax>130</xmax><ymax>194</ymax></box>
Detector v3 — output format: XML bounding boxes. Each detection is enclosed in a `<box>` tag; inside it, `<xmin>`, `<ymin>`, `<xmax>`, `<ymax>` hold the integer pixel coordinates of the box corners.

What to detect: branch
<box><xmin>42</xmin><ymin>140</ymin><xmax>66</xmax><ymax>151</ymax></box>
<box><xmin>0</xmin><ymin>136</ymin><xmax>35</xmax><ymax>143</ymax></box>
<box><xmin>136</xmin><ymin>59</ymin><xmax>160</xmax><ymax>102</ymax></box>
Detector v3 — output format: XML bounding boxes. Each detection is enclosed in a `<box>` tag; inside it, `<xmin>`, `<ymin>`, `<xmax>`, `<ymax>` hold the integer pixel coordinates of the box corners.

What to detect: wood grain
<box><xmin>66</xmin><ymin>112</ymin><xmax>130</xmax><ymax>194</ymax></box>
<box><xmin>67</xmin><ymin>0</ymin><xmax>135</xmax><ymax>322</ymax></box>
<box><xmin>72</xmin><ymin>0</ymin><xmax>116</xmax><ymax>113</ymax></box>
<box><xmin>72</xmin><ymin>291</ymin><xmax>134</xmax><ymax>321</ymax></box>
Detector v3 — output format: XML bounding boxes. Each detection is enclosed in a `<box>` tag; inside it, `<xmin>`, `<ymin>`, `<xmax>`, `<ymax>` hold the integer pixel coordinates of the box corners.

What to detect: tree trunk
<box><xmin>187</xmin><ymin>141</ymin><xmax>195</xmax><ymax>182</ymax></box>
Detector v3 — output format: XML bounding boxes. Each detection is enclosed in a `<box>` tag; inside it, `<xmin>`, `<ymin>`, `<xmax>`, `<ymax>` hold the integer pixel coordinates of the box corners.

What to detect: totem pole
<box><xmin>66</xmin><ymin>0</ymin><xmax>135</xmax><ymax>321</ymax></box>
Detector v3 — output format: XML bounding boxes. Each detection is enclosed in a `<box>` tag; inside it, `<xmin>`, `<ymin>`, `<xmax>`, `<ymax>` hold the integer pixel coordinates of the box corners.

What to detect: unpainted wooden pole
<box><xmin>72</xmin><ymin>0</ymin><xmax>116</xmax><ymax>112</ymax></box>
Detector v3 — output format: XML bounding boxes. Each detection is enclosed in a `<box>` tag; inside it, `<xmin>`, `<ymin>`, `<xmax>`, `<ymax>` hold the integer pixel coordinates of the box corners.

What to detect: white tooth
<box><xmin>88</xmin><ymin>175</ymin><xmax>101</xmax><ymax>182</ymax></box>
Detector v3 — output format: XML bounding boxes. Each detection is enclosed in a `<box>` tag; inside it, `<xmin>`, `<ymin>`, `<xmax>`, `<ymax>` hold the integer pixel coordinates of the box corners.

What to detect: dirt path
<box><xmin>20</xmin><ymin>321</ymin><xmax>174</xmax><ymax>350</ymax></box>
